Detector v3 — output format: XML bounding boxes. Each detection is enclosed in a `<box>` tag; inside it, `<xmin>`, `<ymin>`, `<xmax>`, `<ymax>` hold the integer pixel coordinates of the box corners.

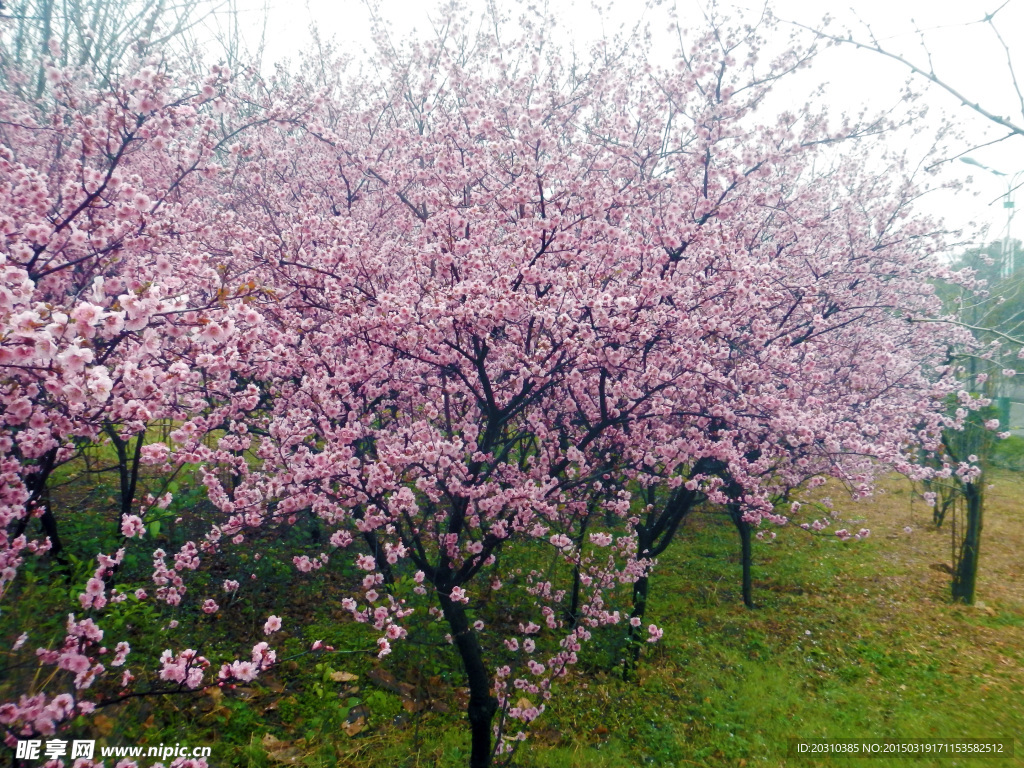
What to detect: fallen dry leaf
<box><xmin>344</xmin><ymin>716</ymin><xmax>366</xmax><ymax>737</ymax></box>
<box><xmin>347</xmin><ymin>703</ymin><xmax>371</xmax><ymax>723</ymax></box>
<box><xmin>400</xmin><ymin>696</ymin><xmax>427</xmax><ymax>713</ymax></box>
<box><xmin>262</xmin><ymin>733</ymin><xmax>306</xmax><ymax>764</ymax></box>
<box><xmin>366</xmin><ymin>667</ymin><xmax>415</xmax><ymax>698</ymax></box>
<box><xmin>262</xmin><ymin>676</ymin><xmax>287</xmax><ymax>694</ymax></box>
<box><xmin>198</xmin><ymin>686</ymin><xmax>226</xmax><ymax>715</ymax></box>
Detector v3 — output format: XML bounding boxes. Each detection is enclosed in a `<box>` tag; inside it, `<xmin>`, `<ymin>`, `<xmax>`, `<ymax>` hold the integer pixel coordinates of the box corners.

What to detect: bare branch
<box><xmin>790</xmin><ymin>22</ymin><xmax>1024</xmax><ymax>140</ymax></box>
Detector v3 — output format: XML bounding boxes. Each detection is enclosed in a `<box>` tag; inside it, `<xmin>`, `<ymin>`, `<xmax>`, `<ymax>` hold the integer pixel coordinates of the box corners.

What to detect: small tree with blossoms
<box><xmin>917</xmin><ymin>243</ymin><xmax>1024</xmax><ymax>604</ymax></box>
<box><xmin>0</xmin><ymin>38</ymin><xmax>314</xmax><ymax>750</ymax></box>
<box><xmin>802</xmin><ymin>0</ymin><xmax>1024</xmax><ymax>607</ymax></box>
<box><xmin>183</xmin><ymin>37</ymin><xmax>668</xmax><ymax>768</ymax></box>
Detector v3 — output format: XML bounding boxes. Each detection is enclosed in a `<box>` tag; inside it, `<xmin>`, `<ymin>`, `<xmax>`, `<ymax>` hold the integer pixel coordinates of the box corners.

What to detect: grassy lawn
<box><xmin>8</xmin><ymin>471</ymin><xmax>1023</xmax><ymax>767</ymax></box>
<box><xmin>514</xmin><ymin>469</ymin><xmax>1024</xmax><ymax>768</ymax></box>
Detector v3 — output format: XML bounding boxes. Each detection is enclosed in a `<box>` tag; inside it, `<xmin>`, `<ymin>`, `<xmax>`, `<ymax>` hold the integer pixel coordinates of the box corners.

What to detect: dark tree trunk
<box><xmin>621</xmin><ymin>482</ymin><xmax>703</xmax><ymax>678</ymax></box>
<box><xmin>103</xmin><ymin>426</ymin><xmax>145</xmax><ymax>584</ymax></box>
<box><xmin>952</xmin><ymin>479</ymin><xmax>983</xmax><ymax>604</ymax></box>
<box><xmin>730</xmin><ymin>510</ymin><xmax>754</xmax><ymax>609</ymax></box>
<box><xmin>352</xmin><ymin>504</ymin><xmax>395</xmax><ymax>584</ymax></box>
<box><xmin>14</xmin><ymin>448</ymin><xmax>65</xmax><ymax>563</ymax></box>
<box><xmin>624</xmin><ymin>573</ymin><xmax>650</xmax><ymax>680</ymax></box>
<box><xmin>38</xmin><ymin>504</ymin><xmax>65</xmax><ymax>562</ymax></box>
<box><xmin>439</xmin><ymin>590</ymin><xmax>498</xmax><ymax>768</ymax></box>
<box><xmin>105</xmin><ymin>425</ymin><xmax>144</xmax><ymax>526</ymax></box>
<box><xmin>565</xmin><ymin>513</ymin><xmax>590</xmax><ymax>626</ymax></box>
<box><xmin>566</xmin><ymin>562</ymin><xmax>583</xmax><ymax>627</ymax></box>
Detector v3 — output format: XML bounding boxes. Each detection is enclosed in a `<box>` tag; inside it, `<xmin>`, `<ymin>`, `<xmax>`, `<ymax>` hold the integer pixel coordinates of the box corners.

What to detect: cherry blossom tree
<box><xmin>182</xmin><ymin>7</ymin><xmax>968</xmax><ymax>761</ymax></box>
<box><xmin>0</xmin><ymin>42</ymin><xmax>303</xmax><ymax>746</ymax></box>
<box><xmin>0</xmin><ymin>3</ymin><xmax>978</xmax><ymax>766</ymax></box>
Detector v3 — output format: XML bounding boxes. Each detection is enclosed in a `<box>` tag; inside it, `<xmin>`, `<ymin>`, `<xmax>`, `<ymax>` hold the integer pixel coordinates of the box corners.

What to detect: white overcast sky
<box><xmin>213</xmin><ymin>0</ymin><xmax>1024</xmax><ymax>253</ymax></box>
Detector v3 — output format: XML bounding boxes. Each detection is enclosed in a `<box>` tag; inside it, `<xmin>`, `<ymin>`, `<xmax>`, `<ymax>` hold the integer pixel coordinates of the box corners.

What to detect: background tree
<box><xmin>921</xmin><ymin>240</ymin><xmax>1021</xmax><ymax>603</ymax></box>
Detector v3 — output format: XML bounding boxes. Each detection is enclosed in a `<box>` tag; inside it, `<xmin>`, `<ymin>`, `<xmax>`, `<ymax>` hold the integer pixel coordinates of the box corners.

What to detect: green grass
<box><xmin>4</xmin><ymin>472</ymin><xmax>1024</xmax><ymax>768</ymax></box>
<box><xmin>510</xmin><ymin>477</ymin><xmax>1024</xmax><ymax>768</ymax></box>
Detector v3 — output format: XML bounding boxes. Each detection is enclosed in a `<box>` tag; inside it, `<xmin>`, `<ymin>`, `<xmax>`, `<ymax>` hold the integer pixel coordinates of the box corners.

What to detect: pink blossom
<box><xmin>158</xmin><ymin>649</ymin><xmax>208</xmax><ymax>689</ymax></box>
<box><xmin>228</xmin><ymin>660</ymin><xmax>258</xmax><ymax>682</ymax></box>
<box><xmin>251</xmin><ymin>642</ymin><xmax>276</xmax><ymax>666</ymax></box>
<box><xmin>121</xmin><ymin>515</ymin><xmax>145</xmax><ymax>538</ymax></box>
<box><xmin>112</xmin><ymin>642</ymin><xmax>131</xmax><ymax>667</ymax></box>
